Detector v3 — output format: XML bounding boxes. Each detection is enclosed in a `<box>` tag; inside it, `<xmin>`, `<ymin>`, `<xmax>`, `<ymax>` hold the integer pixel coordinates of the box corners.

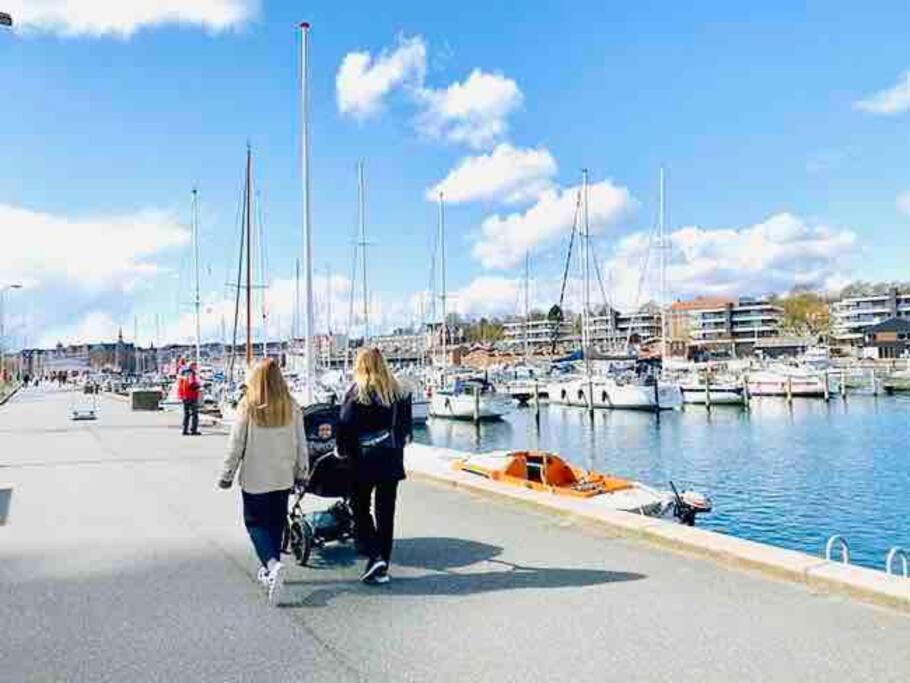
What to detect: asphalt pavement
<box><xmin>1</xmin><ymin>386</ymin><xmax>908</xmax><ymax>682</ymax></box>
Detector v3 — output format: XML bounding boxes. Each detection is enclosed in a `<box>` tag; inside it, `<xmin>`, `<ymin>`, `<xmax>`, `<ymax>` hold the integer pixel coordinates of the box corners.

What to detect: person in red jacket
<box><xmin>178</xmin><ymin>362</ymin><xmax>201</xmax><ymax>436</ymax></box>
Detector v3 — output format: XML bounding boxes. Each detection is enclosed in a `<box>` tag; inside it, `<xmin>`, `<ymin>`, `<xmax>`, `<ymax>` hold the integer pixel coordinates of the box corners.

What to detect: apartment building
<box><xmin>502</xmin><ymin>318</ymin><xmax>574</xmax><ymax>350</ymax></box>
<box><xmin>681</xmin><ymin>297</ymin><xmax>783</xmax><ymax>356</ymax></box>
<box><xmin>832</xmin><ymin>287</ymin><xmax>910</xmax><ymax>345</ymax></box>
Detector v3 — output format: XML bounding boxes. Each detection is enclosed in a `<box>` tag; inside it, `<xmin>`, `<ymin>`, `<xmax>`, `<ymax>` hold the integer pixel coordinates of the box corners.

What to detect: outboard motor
<box><xmin>670</xmin><ymin>481</ymin><xmax>713</xmax><ymax>526</ymax></box>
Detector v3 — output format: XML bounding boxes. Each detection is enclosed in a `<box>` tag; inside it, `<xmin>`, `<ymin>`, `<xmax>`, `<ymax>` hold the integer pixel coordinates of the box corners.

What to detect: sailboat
<box><xmin>547</xmin><ymin>169</ymin><xmax>681</xmax><ymax>411</ymax></box>
<box><xmin>429</xmin><ymin>193</ymin><xmax>512</xmax><ymax>421</ymax></box>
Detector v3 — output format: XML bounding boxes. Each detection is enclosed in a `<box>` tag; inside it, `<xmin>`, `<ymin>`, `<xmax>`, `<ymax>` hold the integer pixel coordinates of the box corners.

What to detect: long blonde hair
<box><xmin>241</xmin><ymin>358</ymin><xmax>295</xmax><ymax>428</ymax></box>
<box><xmin>353</xmin><ymin>347</ymin><xmax>402</xmax><ymax>407</ymax></box>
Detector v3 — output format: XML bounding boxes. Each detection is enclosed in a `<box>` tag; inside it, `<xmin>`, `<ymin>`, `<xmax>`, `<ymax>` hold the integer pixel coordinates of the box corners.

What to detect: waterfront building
<box><xmin>861</xmin><ymin>317</ymin><xmax>910</xmax><ymax>359</ymax></box>
<box><xmin>680</xmin><ymin>297</ymin><xmax>783</xmax><ymax>358</ymax></box>
<box><xmin>589</xmin><ymin>308</ymin><xmax>660</xmax><ymax>347</ymax></box>
<box><xmin>501</xmin><ymin>318</ymin><xmax>573</xmax><ymax>351</ymax></box>
<box><xmin>832</xmin><ymin>287</ymin><xmax>910</xmax><ymax>346</ymax></box>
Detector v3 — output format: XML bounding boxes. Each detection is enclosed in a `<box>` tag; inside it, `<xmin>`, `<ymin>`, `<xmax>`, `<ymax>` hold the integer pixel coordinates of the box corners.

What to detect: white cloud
<box><xmin>336</xmin><ymin>35</ymin><xmax>427</xmax><ymax>120</ymax></box>
<box><xmin>473</xmin><ymin>179</ymin><xmax>637</xmax><ymax>270</ymax></box>
<box><xmin>854</xmin><ymin>71</ymin><xmax>910</xmax><ymax>115</ymax></box>
<box><xmin>603</xmin><ymin>212</ymin><xmax>856</xmax><ymax>310</ymax></box>
<box><xmin>7</xmin><ymin>0</ymin><xmax>257</xmax><ymax>38</ymax></box>
<box><xmin>39</xmin><ymin>311</ymin><xmax>122</xmax><ymax>347</ymax></box>
<box><xmin>0</xmin><ymin>203</ymin><xmax>189</xmax><ymax>292</ymax></box>
<box><xmin>416</xmin><ymin>69</ymin><xmax>523</xmax><ymax>149</ymax></box>
<box><xmin>897</xmin><ymin>190</ymin><xmax>910</xmax><ymax>217</ymax></box>
<box><xmin>426</xmin><ymin>143</ymin><xmax>556</xmax><ymax>205</ymax></box>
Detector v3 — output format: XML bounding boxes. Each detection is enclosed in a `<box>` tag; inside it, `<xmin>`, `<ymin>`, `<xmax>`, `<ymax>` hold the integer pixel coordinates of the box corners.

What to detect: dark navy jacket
<box><xmin>337</xmin><ymin>388</ymin><xmax>412</xmax><ymax>484</ymax></box>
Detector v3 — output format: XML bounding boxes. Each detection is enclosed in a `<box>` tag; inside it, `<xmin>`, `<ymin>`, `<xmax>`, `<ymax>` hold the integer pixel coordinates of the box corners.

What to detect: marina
<box><xmin>416</xmin><ymin>393</ymin><xmax>910</xmax><ymax>572</ymax></box>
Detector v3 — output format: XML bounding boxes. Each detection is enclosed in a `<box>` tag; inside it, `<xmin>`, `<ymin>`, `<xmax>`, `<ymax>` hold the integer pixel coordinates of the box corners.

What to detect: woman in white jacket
<box><xmin>219</xmin><ymin>359</ymin><xmax>307</xmax><ymax>606</ymax></box>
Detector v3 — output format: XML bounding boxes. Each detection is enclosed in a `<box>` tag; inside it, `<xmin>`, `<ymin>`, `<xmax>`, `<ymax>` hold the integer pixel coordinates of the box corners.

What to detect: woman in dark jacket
<box><xmin>337</xmin><ymin>347</ymin><xmax>412</xmax><ymax>584</ymax></box>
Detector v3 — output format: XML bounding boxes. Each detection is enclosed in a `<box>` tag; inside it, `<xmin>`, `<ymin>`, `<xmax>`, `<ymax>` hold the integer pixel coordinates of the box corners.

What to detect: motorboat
<box><xmin>497</xmin><ymin>365</ymin><xmax>548</xmax><ymax>404</ymax></box>
<box><xmin>746</xmin><ymin>367</ymin><xmax>828</xmax><ymax>397</ymax></box>
<box><xmin>430</xmin><ymin>377</ymin><xmax>513</xmax><ymax>421</ymax></box>
<box><xmin>455</xmin><ymin>451</ymin><xmax>712</xmax><ymax>525</ymax></box>
<box><xmin>679</xmin><ymin>371</ymin><xmax>745</xmax><ymax>406</ymax></box>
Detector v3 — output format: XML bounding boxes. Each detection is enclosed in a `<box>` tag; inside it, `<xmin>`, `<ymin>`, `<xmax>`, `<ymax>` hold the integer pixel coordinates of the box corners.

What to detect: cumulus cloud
<box><xmin>426</xmin><ymin>143</ymin><xmax>557</xmax><ymax>205</ymax></box>
<box><xmin>854</xmin><ymin>71</ymin><xmax>910</xmax><ymax>115</ymax></box>
<box><xmin>416</xmin><ymin>69</ymin><xmax>523</xmax><ymax>149</ymax></box>
<box><xmin>897</xmin><ymin>190</ymin><xmax>910</xmax><ymax>217</ymax></box>
<box><xmin>7</xmin><ymin>0</ymin><xmax>257</xmax><ymax>38</ymax></box>
<box><xmin>336</xmin><ymin>35</ymin><xmax>427</xmax><ymax>120</ymax></box>
<box><xmin>0</xmin><ymin>203</ymin><xmax>189</xmax><ymax>292</ymax></box>
<box><xmin>603</xmin><ymin>212</ymin><xmax>856</xmax><ymax>311</ymax></box>
<box><xmin>473</xmin><ymin>179</ymin><xmax>637</xmax><ymax>270</ymax></box>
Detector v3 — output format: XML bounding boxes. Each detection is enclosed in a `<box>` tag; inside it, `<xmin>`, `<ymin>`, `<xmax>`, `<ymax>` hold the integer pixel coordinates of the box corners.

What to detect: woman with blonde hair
<box><xmin>337</xmin><ymin>347</ymin><xmax>412</xmax><ymax>584</ymax></box>
<box><xmin>219</xmin><ymin>358</ymin><xmax>307</xmax><ymax>606</ymax></box>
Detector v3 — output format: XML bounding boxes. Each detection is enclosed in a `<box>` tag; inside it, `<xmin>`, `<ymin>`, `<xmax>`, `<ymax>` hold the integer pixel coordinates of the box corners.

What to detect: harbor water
<box><xmin>414</xmin><ymin>395</ymin><xmax>910</xmax><ymax>571</ymax></box>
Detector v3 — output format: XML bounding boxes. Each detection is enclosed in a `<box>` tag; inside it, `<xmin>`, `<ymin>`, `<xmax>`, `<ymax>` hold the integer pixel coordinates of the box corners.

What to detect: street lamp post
<box><xmin>1</xmin><ymin>284</ymin><xmax>22</xmax><ymax>383</ymax></box>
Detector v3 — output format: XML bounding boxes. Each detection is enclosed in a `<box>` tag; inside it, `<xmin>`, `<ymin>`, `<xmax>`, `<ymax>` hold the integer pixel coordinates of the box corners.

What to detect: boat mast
<box><xmin>300</xmin><ymin>21</ymin><xmax>315</xmax><ymax>401</ymax></box>
<box><xmin>244</xmin><ymin>144</ymin><xmax>253</xmax><ymax>368</ymax></box>
<box><xmin>257</xmin><ymin>189</ymin><xmax>268</xmax><ymax>359</ymax></box>
<box><xmin>192</xmin><ymin>187</ymin><xmax>201</xmax><ymax>366</ymax></box>
<box><xmin>325</xmin><ymin>263</ymin><xmax>333</xmax><ymax>367</ymax></box>
<box><xmin>438</xmin><ymin>192</ymin><xmax>447</xmax><ymax>371</ymax></box>
<box><xmin>658</xmin><ymin>167</ymin><xmax>667</xmax><ymax>362</ymax></box>
<box><xmin>581</xmin><ymin>169</ymin><xmax>591</xmax><ymax>374</ymax></box>
<box><xmin>358</xmin><ymin>160</ymin><xmax>369</xmax><ymax>344</ymax></box>
<box><xmin>293</xmin><ymin>258</ymin><xmax>300</xmax><ymax>340</ymax></box>
<box><xmin>524</xmin><ymin>250</ymin><xmax>530</xmax><ymax>362</ymax></box>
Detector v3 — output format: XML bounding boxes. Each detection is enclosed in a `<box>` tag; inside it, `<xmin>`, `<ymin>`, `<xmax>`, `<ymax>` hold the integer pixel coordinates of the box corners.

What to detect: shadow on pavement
<box><xmin>282</xmin><ymin>536</ymin><xmax>645</xmax><ymax>608</ymax></box>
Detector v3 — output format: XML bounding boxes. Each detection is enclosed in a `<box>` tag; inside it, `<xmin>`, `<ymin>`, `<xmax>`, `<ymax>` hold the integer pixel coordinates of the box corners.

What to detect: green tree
<box><xmin>778</xmin><ymin>292</ymin><xmax>831</xmax><ymax>337</ymax></box>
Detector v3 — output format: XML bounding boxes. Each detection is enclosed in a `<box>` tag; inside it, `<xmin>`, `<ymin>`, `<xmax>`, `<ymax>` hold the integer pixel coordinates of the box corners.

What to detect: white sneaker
<box><xmin>256</xmin><ymin>567</ymin><xmax>269</xmax><ymax>589</ymax></box>
<box><xmin>267</xmin><ymin>562</ymin><xmax>286</xmax><ymax>606</ymax></box>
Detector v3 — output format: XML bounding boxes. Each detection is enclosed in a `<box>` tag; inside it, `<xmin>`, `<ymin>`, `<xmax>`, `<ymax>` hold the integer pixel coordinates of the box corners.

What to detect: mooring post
<box><xmin>840</xmin><ymin>369</ymin><xmax>847</xmax><ymax>399</ymax></box>
<box><xmin>473</xmin><ymin>389</ymin><xmax>480</xmax><ymax>424</ymax></box>
<box><xmin>705</xmin><ymin>373</ymin><xmax>712</xmax><ymax>410</ymax></box>
<box><xmin>742</xmin><ymin>374</ymin><xmax>751</xmax><ymax>410</ymax></box>
<box><xmin>786</xmin><ymin>376</ymin><xmax>793</xmax><ymax>404</ymax></box>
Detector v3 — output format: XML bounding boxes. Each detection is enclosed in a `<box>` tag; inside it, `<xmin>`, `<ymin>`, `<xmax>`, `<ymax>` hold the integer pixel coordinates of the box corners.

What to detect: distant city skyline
<box><xmin>1</xmin><ymin>2</ymin><xmax>910</xmax><ymax>349</ymax></box>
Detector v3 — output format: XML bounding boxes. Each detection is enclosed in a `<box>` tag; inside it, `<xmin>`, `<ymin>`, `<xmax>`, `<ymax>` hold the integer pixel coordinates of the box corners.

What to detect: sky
<box><xmin>1</xmin><ymin>1</ymin><xmax>910</xmax><ymax>349</ymax></box>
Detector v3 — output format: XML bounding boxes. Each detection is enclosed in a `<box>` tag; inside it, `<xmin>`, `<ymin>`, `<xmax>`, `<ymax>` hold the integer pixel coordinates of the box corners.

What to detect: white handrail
<box><xmin>825</xmin><ymin>535</ymin><xmax>849</xmax><ymax>564</ymax></box>
<box><xmin>885</xmin><ymin>547</ymin><xmax>908</xmax><ymax>577</ymax></box>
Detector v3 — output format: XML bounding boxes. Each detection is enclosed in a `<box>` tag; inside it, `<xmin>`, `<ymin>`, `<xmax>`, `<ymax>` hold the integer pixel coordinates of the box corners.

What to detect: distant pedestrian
<box><xmin>218</xmin><ymin>358</ymin><xmax>307</xmax><ymax>606</ymax></box>
<box><xmin>178</xmin><ymin>362</ymin><xmax>201</xmax><ymax>435</ymax></box>
<box><xmin>337</xmin><ymin>347</ymin><xmax>412</xmax><ymax>585</ymax></box>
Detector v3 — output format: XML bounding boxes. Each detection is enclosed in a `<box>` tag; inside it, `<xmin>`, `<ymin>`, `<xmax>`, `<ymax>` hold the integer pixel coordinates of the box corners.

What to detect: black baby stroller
<box><xmin>283</xmin><ymin>403</ymin><xmax>356</xmax><ymax>566</ymax></box>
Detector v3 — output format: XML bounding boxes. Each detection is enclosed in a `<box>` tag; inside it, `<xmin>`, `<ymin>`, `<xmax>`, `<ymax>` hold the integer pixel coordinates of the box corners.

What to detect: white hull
<box><xmin>747</xmin><ymin>372</ymin><xmax>827</xmax><ymax>397</ymax></box>
<box><xmin>548</xmin><ymin>378</ymin><xmax>681</xmax><ymax>410</ymax></box>
<box><xmin>681</xmin><ymin>385</ymin><xmax>745</xmax><ymax>405</ymax></box>
<box><xmin>412</xmin><ymin>399</ymin><xmax>429</xmax><ymax>423</ymax></box>
<box><xmin>429</xmin><ymin>392</ymin><xmax>512</xmax><ymax>420</ymax></box>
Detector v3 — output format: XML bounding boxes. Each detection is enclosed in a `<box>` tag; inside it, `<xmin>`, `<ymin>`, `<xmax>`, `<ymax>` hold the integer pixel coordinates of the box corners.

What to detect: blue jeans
<box><xmin>242</xmin><ymin>489</ymin><xmax>290</xmax><ymax>567</ymax></box>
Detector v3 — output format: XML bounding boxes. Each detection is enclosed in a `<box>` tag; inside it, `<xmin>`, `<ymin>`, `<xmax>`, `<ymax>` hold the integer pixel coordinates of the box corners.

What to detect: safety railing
<box><xmin>885</xmin><ymin>547</ymin><xmax>908</xmax><ymax>578</ymax></box>
<box><xmin>824</xmin><ymin>535</ymin><xmax>850</xmax><ymax>564</ymax></box>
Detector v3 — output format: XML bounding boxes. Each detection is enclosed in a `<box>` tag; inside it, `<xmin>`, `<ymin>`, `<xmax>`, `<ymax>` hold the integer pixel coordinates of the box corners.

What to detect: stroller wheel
<box><xmin>287</xmin><ymin>518</ymin><xmax>314</xmax><ymax>566</ymax></box>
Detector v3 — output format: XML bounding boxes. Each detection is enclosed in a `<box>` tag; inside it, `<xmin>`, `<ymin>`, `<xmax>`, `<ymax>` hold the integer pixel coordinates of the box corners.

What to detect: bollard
<box><xmin>786</xmin><ymin>376</ymin><xmax>793</xmax><ymax>404</ymax></box>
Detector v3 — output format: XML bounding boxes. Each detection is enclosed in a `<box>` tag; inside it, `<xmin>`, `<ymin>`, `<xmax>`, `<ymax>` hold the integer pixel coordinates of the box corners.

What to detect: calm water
<box><xmin>413</xmin><ymin>395</ymin><xmax>910</xmax><ymax>571</ymax></box>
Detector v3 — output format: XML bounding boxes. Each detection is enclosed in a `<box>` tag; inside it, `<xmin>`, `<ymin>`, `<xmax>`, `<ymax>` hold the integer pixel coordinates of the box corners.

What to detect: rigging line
<box><xmin>556</xmin><ymin>189</ymin><xmax>583</xmax><ymax>313</ymax></box>
<box><xmin>229</xmin><ymin>154</ymin><xmax>249</xmax><ymax>383</ymax></box>
<box><xmin>625</xmin><ymin>224</ymin><xmax>656</xmax><ymax>350</ymax></box>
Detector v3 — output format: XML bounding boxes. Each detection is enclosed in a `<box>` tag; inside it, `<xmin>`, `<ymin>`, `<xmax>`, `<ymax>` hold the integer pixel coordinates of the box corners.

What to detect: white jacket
<box><xmin>220</xmin><ymin>405</ymin><xmax>308</xmax><ymax>494</ymax></box>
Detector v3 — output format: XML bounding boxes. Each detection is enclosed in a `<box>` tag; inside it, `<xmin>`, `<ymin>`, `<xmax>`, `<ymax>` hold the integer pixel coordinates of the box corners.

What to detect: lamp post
<box><xmin>1</xmin><ymin>284</ymin><xmax>22</xmax><ymax>383</ymax></box>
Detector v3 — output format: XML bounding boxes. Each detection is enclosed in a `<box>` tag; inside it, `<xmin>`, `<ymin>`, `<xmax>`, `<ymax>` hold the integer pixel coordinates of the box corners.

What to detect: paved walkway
<box><xmin>1</xmin><ymin>387</ymin><xmax>908</xmax><ymax>682</ymax></box>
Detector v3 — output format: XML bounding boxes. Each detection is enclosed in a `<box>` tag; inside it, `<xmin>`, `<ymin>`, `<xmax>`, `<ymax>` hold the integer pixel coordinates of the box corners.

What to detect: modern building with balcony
<box><xmin>502</xmin><ymin>318</ymin><xmax>574</xmax><ymax>351</ymax></box>
<box><xmin>832</xmin><ymin>288</ymin><xmax>910</xmax><ymax>346</ymax></box>
<box><xmin>684</xmin><ymin>297</ymin><xmax>783</xmax><ymax>357</ymax></box>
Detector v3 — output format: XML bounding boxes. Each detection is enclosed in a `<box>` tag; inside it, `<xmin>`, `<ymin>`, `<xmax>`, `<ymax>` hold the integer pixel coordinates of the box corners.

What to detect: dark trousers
<box><xmin>352</xmin><ymin>479</ymin><xmax>399</xmax><ymax>564</ymax></box>
<box><xmin>182</xmin><ymin>399</ymin><xmax>199</xmax><ymax>434</ymax></box>
<box><xmin>242</xmin><ymin>489</ymin><xmax>290</xmax><ymax>568</ymax></box>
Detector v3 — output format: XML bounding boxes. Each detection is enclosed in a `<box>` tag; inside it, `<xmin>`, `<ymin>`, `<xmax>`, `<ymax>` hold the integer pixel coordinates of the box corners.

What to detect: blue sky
<box><xmin>1</xmin><ymin>1</ymin><xmax>910</xmax><ymax>348</ymax></box>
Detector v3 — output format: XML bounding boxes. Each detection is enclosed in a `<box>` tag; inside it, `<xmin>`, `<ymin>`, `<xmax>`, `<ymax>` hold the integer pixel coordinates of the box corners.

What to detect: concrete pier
<box><xmin>1</xmin><ymin>387</ymin><xmax>908</xmax><ymax>681</ymax></box>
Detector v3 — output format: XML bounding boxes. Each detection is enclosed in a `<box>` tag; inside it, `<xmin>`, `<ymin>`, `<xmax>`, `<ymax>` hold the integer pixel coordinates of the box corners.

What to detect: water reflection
<box><xmin>414</xmin><ymin>396</ymin><xmax>910</xmax><ymax>570</ymax></box>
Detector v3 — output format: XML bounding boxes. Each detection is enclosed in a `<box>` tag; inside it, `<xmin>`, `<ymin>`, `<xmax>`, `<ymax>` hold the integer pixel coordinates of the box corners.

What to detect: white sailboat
<box><xmin>429</xmin><ymin>193</ymin><xmax>511</xmax><ymax>421</ymax></box>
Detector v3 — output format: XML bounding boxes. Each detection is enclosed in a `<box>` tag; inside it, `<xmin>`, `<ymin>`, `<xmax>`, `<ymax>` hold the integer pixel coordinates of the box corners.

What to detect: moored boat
<box><xmin>455</xmin><ymin>450</ymin><xmax>712</xmax><ymax>524</ymax></box>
